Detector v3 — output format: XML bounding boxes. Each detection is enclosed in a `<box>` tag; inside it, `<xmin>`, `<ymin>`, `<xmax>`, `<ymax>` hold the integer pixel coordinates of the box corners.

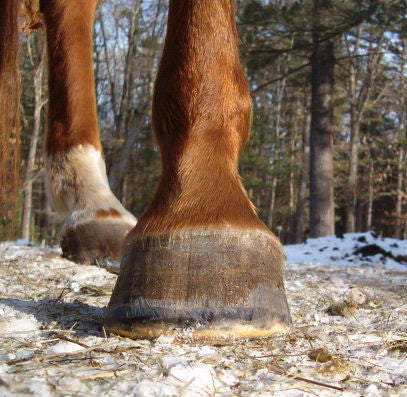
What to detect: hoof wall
<box><xmin>61</xmin><ymin>220</ymin><xmax>134</xmax><ymax>274</ymax></box>
<box><xmin>105</xmin><ymin>229</ymin><xmax>291</xmax><ymax>338</ymax></box>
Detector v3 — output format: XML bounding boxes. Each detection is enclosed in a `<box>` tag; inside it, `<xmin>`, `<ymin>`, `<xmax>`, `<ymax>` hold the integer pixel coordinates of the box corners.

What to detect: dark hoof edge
<box><xmin>105</xmin><ymin>305</ymin><xmax>290</xmax><ymax>341</ymax></box>
<box><xmin>105</xmin><ymin>228</ymin><xmax>291</xmax><ymax>340</ymax></box>
<box><xmin>61</xmin><ymin>220</ymin><xmax>134</xmax><ymax>274</ymax></box>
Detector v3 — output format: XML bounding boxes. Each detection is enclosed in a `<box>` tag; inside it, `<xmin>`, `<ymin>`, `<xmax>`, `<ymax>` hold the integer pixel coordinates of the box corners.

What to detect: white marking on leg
<box><xmin>46</xmin><ymin>144</ymin><xmax>137</xmax><ymax>228</ymax></box>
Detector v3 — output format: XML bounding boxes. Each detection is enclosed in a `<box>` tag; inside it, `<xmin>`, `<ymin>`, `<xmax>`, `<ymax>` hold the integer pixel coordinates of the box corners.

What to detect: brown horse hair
<box><xmin>132</xmin><ymin>0</ymin><xmax>267</xmax><ymax>235</ymax></box>
<box><xmin>40</xmin><ymin>0</ymin><xmax>101</xmax><ymax>154</ymax></box>
<box><xmin>0</xmin><ymin>0</ymin><xmax>20</xmax><ymax>238</ymax></box>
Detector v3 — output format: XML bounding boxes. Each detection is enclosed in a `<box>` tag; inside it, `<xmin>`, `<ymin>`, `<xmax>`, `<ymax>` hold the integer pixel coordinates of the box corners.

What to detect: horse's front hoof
<box><xmin>61</xmin><ymin>219</ymin><xmax>135</xmax><ymax>274</ymax></box>
<box><xmin>105</xmin><ymin>228</ymin><xmax>291</xmax><ymax>340</ymax></box>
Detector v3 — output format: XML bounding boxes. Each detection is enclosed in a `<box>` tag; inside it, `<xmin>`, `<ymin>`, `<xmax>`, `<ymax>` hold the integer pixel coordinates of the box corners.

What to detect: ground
<box><xmin>0</xmin><ymin>233</ymin><xmax>406</xmax><ymax>396</ymax></box>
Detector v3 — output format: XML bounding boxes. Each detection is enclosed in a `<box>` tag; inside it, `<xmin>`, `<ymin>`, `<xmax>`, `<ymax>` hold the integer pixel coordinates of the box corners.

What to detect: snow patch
<box><xmin>131</xmin><ymin>379</ymin><xmax>177</xmax><ymax>397</ymax></box>
<box><xmin>0</xmin><ymin>318</ymin><xmax>39</xmax><ymax>335</ymax></box>
<box><xmin>285</xmin><ymin>232</ymin><xmax>407</xmax><ymax>270</ymax></box>
<box><xmin>29</xmin><ymin>381</ymin><xmax>52</xmax><ymax>397</ymax></box>
<box><xmin>169</xmin><ymin>362</ymin><xmax>215</xmax><ymax>395</ymax></box>
<box><xmin>47</xmin><ymin>341</ymin><xmax>86</xmax><ymax>354</ymax></box>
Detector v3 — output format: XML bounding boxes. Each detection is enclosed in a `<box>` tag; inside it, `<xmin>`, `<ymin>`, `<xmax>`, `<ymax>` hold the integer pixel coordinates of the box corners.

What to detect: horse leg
<box><xmin>105</xmin><ymin>0</ymin><xmax>291</xmax><ymax>339</ymax></box>
<box><xmin>41</xmin><ymin>0</ymin><xmax>136</xmax><ymax>272</ymax></box>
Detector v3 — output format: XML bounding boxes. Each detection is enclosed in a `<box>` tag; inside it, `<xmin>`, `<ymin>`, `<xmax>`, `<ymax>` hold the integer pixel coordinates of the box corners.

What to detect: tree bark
<box><xmin>109</xmin><ymin>14</ymin><xmax>158</xmax><ymax>196</ymax></box>
<box><xmin>345</xmin><ymin>26</ymin><xmax>383</xmax><ymax>233</ymax></box>
<box><xmin>267</xmin><ymin>65</ymin><xmax>285</xmax><ymax>229</ymax></box>
<box><xmin>22</xmin><ymin>38</ymin><xmax>45</xmax><ymax>241</ymax></box>
<box><xmin>108</xmin><ymin>108</ymin><xmax>147</xmax><ymax>194</ymax></box>
<box><xmin>395</xmin><ymin>148</ymin><xmax>405</xmax><ymax>239</ymax></box>
<box><xmin>395</xmin><ymin>40</ymin><xmax>406</xmax><ymax>239</ymax></box>
<box><xmin>109</xmin><ymin>0</ymin><xmax>142</xmax><ymax>197</ymax></box>
<box><xmin>288</xmin><ymin>96</ymin><xmax>299</xmax><ymax>243</ymax></box>
<box><xmin>345</xmin><ymin>63</ymin><xmax>359</xmax><ymax>233</ymax></box>
<box><xmin>295</xmin><ymin>109</ymin><xmax>310</xmax><ymax>243</ymax></box>
<box><xmin>367</xmin><ymin>159</ymin><xmax>374</xmax><ymax>231</ymax></box>
<box><xmin>0</xmin><ymin>0</ymin><xmax>20</xmax><ymax>239</ymax></box>
<box><xmin>309</xmin><ymin>0</ymin><xmax>335</xmax><ymax>238</ymax></box>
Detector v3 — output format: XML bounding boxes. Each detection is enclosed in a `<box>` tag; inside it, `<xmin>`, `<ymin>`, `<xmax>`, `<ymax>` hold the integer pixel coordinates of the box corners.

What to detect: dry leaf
<box><xmin>308</xmin><ymin>348</ymin><xmax>333</xmax><ymax>363</ymax></box>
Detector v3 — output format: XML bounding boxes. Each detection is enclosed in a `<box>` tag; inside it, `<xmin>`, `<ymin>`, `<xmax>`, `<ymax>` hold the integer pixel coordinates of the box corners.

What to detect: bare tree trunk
<box><xmin>110</xmin><ymin>0</ymin><xmax>142</xmax><ymax>197</ymax></box>
<box><xmin>345</xmin><ymin>66</ymin><xmax>359</xmax><ymax>233</ymax></box>
<box><xmin>344</xmin><ymin>26</ymin><xmax>383</xmax><ymax>233</ymax></box>
<box><xmin>404</xmin><ymin>167</ymin><xmax>407</xmax><ymax>239</ymax></box>
<box><xmin>108</xmin><ymin>108</ymin><xmax>147</xmax><ymax>192</ymax></box>
<box><xmin>355</xmin><ymin>199</ymin><xmax>364</xmax><ymax>232</ymax></box>
<box><xmin>395</xmin><ymin>40</ymin><xmax>406</xmax><ymax>239</ymax></box>
<box><xmin>288</xmin><ymin>98</ymin><xmax>299</xmax><ymax>243</ymax></box>
<box><xmin>22</xmin><ymin>39</ymin><xmax>45</xmax><ymax>241</ymax></box>
<box><xmin>109</xmin><ymin>39</ymin><xmax>158</xmax><ymax>196</ymax></box>
<box><xmin>309</xmin><ymin>0</ymin><xmax>335</xmax><ymax>238</ymax></box>
<box><xmin>343</xmin><ymin>24</ymin><xmax>362</xmax><ymax>234</ymax></box>
<box><xmin>367</xmin><ymin>159</ymin><xmax>374</xmax><ymax>231</ymax></box>
<box><xmin>295</xmin><ymin>110</ymin><xmax>310</xmax><ymax>243</ymax></box>
<box><xmin>116</xmin><ymin>0</ymin><xmax>141</xmax><ymax>139</ymax></box>
<box><xmin>405</xmin><ymin>162</ymin><xmax>407</xmax><ymax>240</ymax></box>
<box><xmin>0</xmin><ymin>0</ymin><xmax>20</xmax><ymax>239</ymax></box>
<box><xmin>395</xmin><ymin>148</ymin><xmax>405</xmax><ymax>239</ymax></box>
<box><xmin>267</xmin><ymin>67</ymin><xmax>285</xmax><ymax>229</ymax></box>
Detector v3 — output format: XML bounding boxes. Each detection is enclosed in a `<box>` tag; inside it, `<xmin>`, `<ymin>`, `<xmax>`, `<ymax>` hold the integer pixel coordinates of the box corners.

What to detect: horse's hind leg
<box><xmin>41</xmin><ymin>0</ymin><xmax>136</xmax><ymax>272</ymax></box>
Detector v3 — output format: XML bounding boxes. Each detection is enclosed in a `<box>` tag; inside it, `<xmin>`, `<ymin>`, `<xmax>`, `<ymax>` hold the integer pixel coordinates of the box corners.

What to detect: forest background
<box><xmin>1</xmin><ymin>0</ymin><xmax>406</xmax><ymax>245</ymax></box>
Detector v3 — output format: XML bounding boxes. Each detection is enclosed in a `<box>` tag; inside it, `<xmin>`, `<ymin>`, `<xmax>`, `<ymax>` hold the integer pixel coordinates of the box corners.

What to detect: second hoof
<box><xmin>61</xmin><ymin>219</ymin><xmax>135</xmax><ymax>274</ymax></box>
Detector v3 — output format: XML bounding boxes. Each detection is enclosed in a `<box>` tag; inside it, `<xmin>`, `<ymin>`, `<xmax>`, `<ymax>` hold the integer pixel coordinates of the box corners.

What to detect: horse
<box><xmin>0</xmin><ymin>0</ymin><xmax>290</xmax><ymax>340</ymax></box>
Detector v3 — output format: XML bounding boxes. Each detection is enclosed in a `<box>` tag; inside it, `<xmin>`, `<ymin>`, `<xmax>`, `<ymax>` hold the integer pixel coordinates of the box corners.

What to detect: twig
<box><xmin>268</xmin><ymin>364</ymin><xmax>345</xmax><ymax>392</ymax></box>
<box><xmin>177</xmin><ymin>377</ymin><xmax>196</xmax><ymax>395</ymax></box>
<box><xmin>53</xmin><ymin>288</ymin><xmax>70</xmax><ymax>303</ymax></box>
<box><xmin>64</xmin><ymin>321</ymin><xmax>78</xmax><ymax>336</ymax></box>
<box><xmin>31</xmin><ymin>341</ymin><xmax>116</xmax><ymax>363</ymax></box>
<box><xmin>81</xmin><ymin>369</ymin><xmax>130</xmax><ymax>380</ymax></box>
<box><xmin>55</xmin><ymin>334</ymin><xmax>90</xmax><ymax>349</ymax></box>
